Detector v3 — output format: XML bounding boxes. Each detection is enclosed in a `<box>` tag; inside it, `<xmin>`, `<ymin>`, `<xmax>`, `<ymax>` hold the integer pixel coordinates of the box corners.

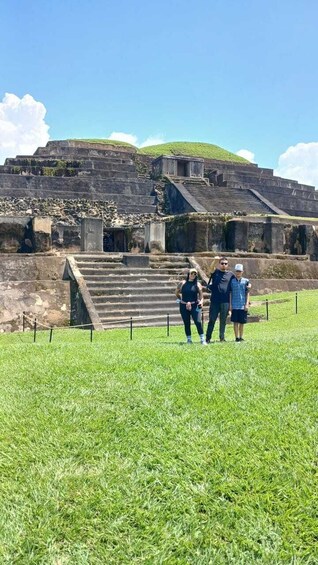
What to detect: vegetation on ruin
<box><xmin>138</xmin><ymin>141</ymin><xmax>250</xmax><ymax>162</ymax></box>
<box><xmin>70</xmin><ymin>139</ymin><xmax>250</xmax><ymax>163</ymax></box>
<box><xmin>0</xmin><ymin>290</ymin><xmax>317</xmax><ymax>564</ymax></box>
<box><xmin>72</xmin><ymin>138</ymin><xmax>136</xmax><ymax>149</ymax></box>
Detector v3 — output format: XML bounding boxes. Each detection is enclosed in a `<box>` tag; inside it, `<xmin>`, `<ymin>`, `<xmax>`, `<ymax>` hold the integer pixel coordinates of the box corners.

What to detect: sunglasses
<box><xmin>189</xmin><ymin>272</ymin><xmax>197</xmax><ymax>275</ymax></box>
<box><xmin>220</xmin><ymin>262</ymin><xmax>228</xmax><ymax>265</ymax></box>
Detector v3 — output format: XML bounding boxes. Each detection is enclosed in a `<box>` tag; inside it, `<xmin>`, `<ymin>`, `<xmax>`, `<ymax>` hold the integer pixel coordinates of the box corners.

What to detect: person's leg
<box><xmin>219</xmin><ymin>302</ymin><xmax>229</xmax><ymax>340</ymax></box>
<box><xmin>191</xmin><ymin>307</ymin><xmax>206</xmax><ymax>344</ymax></box>
<box><xmin>180</xmin><ymin>306</ymin><xmax>192</xmax><ymax>342</ymax></box>
<box><xmin>234</xmin><ymin>322</ymin><xmax>239</xmax><ymax>340</ymax></box>
<box><xmin>239</xmin><ymin>310</ymin><xmax>248</xmax><ymax>340</ymax></box>
<box><xmin>206</xmin><ymin>302</ymin><xmax>220</xmax><ymax>342</ymax></box>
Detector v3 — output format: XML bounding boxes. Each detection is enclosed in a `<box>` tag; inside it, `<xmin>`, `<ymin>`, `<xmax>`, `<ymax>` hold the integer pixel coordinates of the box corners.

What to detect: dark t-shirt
<box><xmin>207</xmin><ymin>269</ymin><xmax>234</xmax><ymax>303</ymax></box>
<box><xmin>181</xmin><ymin>280</ymin><xmax>199</xmax><ymax>303</ymax></box>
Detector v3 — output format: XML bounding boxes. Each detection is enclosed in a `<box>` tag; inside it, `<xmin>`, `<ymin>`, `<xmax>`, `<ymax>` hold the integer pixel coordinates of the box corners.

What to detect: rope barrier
<box><xmin>16</xmin><ymin>290</ymin><xmax>317</xmax><ymax>340</ymax></box>
<box><xmin>22</xmin><ymin>313</ymin><xmax>94</xmax><ymax>330</ymax></box>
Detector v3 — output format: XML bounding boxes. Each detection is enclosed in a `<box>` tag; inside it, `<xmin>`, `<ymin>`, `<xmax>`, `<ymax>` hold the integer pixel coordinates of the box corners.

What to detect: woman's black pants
<box><xmin>180</xmin><ymin>304</ymin><xmax>203</xmax><ymax>337</ymax></box>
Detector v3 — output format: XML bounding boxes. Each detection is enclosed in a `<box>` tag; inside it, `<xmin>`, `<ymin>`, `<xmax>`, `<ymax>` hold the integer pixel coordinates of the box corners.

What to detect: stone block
<box><xmin>144</xmin><ymin>221</ymin><xmax>165</xmax><ymax>253</ymax></box>
<box><xmin>0</xmin><ymin>216</ymin><xmax>31</xmax><ymax>253</ymax></box>
<box><xmin>263</xmin><ymin>220</ymin><xmax>284</xmax><ymax>254</ymax></box>
<box><xmin>166</xmin><ymin>213</ymin><xmax>225</xmax><ymax>253</ymax></box>
<box><xmin>226</xmin><ymin>220</ymin><xmax>249</xmax><ymax>252</ymax></box>
<box><xmin>123</xmin><ymin>254</ymin><xmax>149</xmax><ymax>267</ymax></box>
<box><xmin>81</xmin><ymin>218</ymin><xmax>103</xmax><ymax>252</ymax></box>
<box><xmin>32</xmin><ymin>217</ymin><xmax>52</xmax><ymax>252</ymax></box>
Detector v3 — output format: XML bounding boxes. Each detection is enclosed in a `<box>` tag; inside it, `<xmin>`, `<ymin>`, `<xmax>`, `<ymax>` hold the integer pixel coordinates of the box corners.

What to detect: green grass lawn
<box><xmin>0</xmin><ymin>291</ymin><xmax>317</xmax><ymax>564</ymax></box>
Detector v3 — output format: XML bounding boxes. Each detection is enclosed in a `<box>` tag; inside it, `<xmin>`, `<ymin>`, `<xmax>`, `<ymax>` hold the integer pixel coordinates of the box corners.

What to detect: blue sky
<box><xmin>1</xmin><ymin>0</ymin><xmax>318</xmax><ymax>186</ymax></box>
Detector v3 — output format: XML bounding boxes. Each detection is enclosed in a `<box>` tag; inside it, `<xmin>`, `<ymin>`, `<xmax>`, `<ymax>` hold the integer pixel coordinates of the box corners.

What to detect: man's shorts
<box><xmin>231</xmin><ymin>309</ymin><xmax>248</xmax><ymax>324</ymax></box>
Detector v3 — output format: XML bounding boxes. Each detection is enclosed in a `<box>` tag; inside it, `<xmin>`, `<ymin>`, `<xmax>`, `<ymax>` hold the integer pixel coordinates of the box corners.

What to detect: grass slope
<box><xmin>70</xmin><ymin>139</ymin><xmax>136</xmax><ymax>148</ymax></box>
<box><xmin>138</xmin><ymin>141</ymin><xmax>249</xmax><ymax>163</ymax></box>
<box><xmin>70</xmin><ymin>139</ymin><xmax>250</xmax><ymax>163</ymax></box>
<box><xmin>0</xmin><ymin>290</ymin><xmax>317</xmax><ymax>564</ymax></box>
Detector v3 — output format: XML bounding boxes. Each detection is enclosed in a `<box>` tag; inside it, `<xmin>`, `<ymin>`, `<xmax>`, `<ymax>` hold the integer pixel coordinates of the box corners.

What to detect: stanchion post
<box><xmin>33</xmin><ymin>318</ymin><xmax>37</xmax><ymax>343</ymax></box>
<box><xmin>130</xmin><ymin>317</ymin><xmax>133</xmax><ymax>340</ymax></box>
<box><xmin>90</xmin><ymin>324</ymin><xmax>93</xmax><ymax>342</ymax></box>
<box><xmin>295</xmin><ymin>292</ymin><xmax>298</xmax><ymax>314</ymax></box>
<box><xmin>167</xmin><ymin>313</ymin><xmax>170</xmax><ymax>337</ymax></box>
<box><xmin>22</xmin><ymin>311</ymin><xmax>26</xmax><ymax>332</ymax></box>
<box><xmin>49</xmin><ymin>327</ymin><xmax>53</xmax><ymax>343</ymax></box>
<box><xmin>266</xmin><ymin>299</ymin><xmax>269</xmax><ymax>321</ymax></box>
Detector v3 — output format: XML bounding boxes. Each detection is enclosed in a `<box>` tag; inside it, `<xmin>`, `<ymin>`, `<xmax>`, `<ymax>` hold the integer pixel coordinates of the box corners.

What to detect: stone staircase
<box><xmin>73</xmin><ymin>253</ymin><xmax>195</xmax><ymax>329</ymax></box>
<box><xmin>174</xmin><ymin>177</ymin><xmax>277</xmax><ymax>214</ymax></box>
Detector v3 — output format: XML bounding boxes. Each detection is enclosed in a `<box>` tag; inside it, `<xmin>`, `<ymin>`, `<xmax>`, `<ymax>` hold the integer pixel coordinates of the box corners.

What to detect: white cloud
<box><xmin>109</xmin><ymin>131</ymin><xmax>165</xmax><ymax>148</ymax></box>
<box><xmin>236</xmin><ymin>149</ymin><xmax>255</xmax><ymax>163</ymax></box>
<box><xmin>108</xmin><ymin>131</ymin><xmax>138</xmax><ymax>146</ymax></box>
<box><xmin>139</xmin><ymin>135</ymin><xmax>165</xmax><ymax>148</ymax></box>
<box><xmin>0</xmin><ymin>93</ymin><xmax>50</xmax><ymax>164</ymax></box>
<box><xmin>275</xmin><ymin>142</ymin><xmax>318</xmax><ymax>189</ymax></box>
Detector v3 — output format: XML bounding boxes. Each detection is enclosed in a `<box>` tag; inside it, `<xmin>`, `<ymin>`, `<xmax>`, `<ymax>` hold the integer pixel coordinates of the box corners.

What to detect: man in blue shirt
<box><xmin>229</xmin><ymin>263</ymin><xmax>250</xmax><ymax>342</ymax></box>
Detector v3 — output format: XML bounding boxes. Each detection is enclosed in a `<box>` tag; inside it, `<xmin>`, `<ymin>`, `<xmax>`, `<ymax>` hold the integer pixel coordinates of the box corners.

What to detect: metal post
<box><xmin>49</xmin><ymin>327</ymin><xmax>53</xmax><ymax>343</ymax></box>
<box><xmin>90</xmin><ymin>324</ymin><xmax>93</xmax><ymax>342</ymax></box>
<box><xmin>22</xmin><ymin>311</ymin><xmax>26</xmax><ymax>332</ymax></box>
<box><xmin>167</xmin><ymin>313</ymin><xmax>170</xmax><ymax>337</ymax></box>
<box><xmin>266</xmin><ymin>299</ymin><xmax>269</xmax><ymax>321</ymax></box>
<box><xmin>130</xmin><ymin>317</ymin><xmax>133</xmax><ymax>340</ymax></box>
<box><xmin>295</xmin><ymin>292</ymin><xmax>298</xmax><ymax>314</ymax></box>
<box><xmin>33</xmin><ymin>318</ymin><xmax>37</xmax><ymax>343</ymax></box>
<box><xmin>202</xmin><ymin>309</ymin><xmax>204</xmax><ymax>331</ymax></box>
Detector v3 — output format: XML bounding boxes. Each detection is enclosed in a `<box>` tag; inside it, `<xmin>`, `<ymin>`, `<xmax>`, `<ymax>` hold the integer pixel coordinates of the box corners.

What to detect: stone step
<box><xmin>0</xmin><ymin>173</ymin><xmax>155</xmax><ymax>194</ymax></box>
<box><xmin>93</xmin><ymin>293</ymin><xmax>179</xmax><ymax>304</ymax></box>
<box><xmin>149</xmin><ymin>261</ymin><xmax>189</xmax><ymax>269</ymax></box>
<box><xmin>101</xmin><ymin>315</ymin><xmax>182</xmax><ymax>329</ymax></box>
<box><xmin>34</xmin><ymin>145</ymin><xmax>136</xmax><ymax>159</ymax></box>
<box><xmin>0</xmin><ymin>185</ymin><xmax>155</xmax><ymax>201</ymax></box>
<box><xmin>88</xmin><ymin>284</ymin><xmax>177</xmax><ymax>295</ymax></box>
<box><xmin>80</xmin><ymin>160</ymin><xmax>136</xmax><ymax>171</ymax></box>
<box><xmin>117</xmin><ymin>204</ymin><xmax>156</xmax><ymax>214</ymax></box>
<box><xmin>86</xmin><ymin>282</ymin><xmax>179</xmax><ymax>292</ymax></box>
<box><xmin>181</xmin><ymin>184</ymin><xmax>271</xmax><ymax>214</ymax></box>
<box><xmin>74</xmin><ymin>254</ymin><xmax>123</xmax><ymax>262</ymax></box>
<box><xmin>79</xmin><ymin>266</ymin><xmax>187</xmax><ymax>276</ymax></box>
<box><xmin>96</xmin><ymin>303</ymin><xmax>181</xmax><ymax>317</ymax></box>
<box><xmin>84</xmin><ymin>273</ymin><xmax>181</xmax><ymax>282</ymax></box>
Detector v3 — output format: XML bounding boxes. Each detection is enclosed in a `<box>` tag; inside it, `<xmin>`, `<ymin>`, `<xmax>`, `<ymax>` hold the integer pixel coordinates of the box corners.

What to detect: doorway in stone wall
<box><xmin>177</xmin><ymin>160</ymin><xmax>189</xmax><ymax>177</ymax></box>
<box><xmin>103</xmin><ymin>229</ymin><xmax>127</xmax><ymax>252</ymax></box>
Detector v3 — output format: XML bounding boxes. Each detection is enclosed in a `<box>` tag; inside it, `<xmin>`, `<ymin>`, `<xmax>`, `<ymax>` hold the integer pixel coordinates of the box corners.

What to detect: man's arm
<box><xmin>208</xmin><ymin>256</ymin><xmax>220</xmax><ymax>274</ymax></box>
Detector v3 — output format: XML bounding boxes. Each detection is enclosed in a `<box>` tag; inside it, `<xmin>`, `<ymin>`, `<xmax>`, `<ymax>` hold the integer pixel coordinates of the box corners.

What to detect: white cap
<box><xmin>235</xmin><ymin>263</ymin><xmax>244</xmax><ymax>271</ymax></box>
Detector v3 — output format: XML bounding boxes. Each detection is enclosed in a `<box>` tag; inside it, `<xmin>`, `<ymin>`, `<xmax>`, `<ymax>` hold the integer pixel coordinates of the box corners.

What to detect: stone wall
<box><xmin>195</xmin><ymin>254</ymin><xmax>318</xmax><ymax>294</ymax></box>
<box><xmin>165</xmin><ymin>213</ymin><xmax>318</xmax><ymax>258</ymax></box>
<box><xmin>0</xmin><ymin>255</ymin><xmax>70</xmax><ymax>332</ymax></box>
<box><xmin>226</xmin><ymin>217</ymin><xmax>318</xmax><ymax>258</ymax></box>
<box><xmin>166</xmin><ymin>214</ymin><xmax>227</xmax><ymax>253</ymax></box>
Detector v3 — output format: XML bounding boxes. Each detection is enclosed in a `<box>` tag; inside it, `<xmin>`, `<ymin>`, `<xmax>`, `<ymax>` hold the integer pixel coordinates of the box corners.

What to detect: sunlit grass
<box><xmin>138</xmin><ymin>141</ymin><xmax>249</xmax><ymax>162</ymax></box>
<box><xmin>0</xmin><ymin>290</ymin><xmax>317</xmax><ymax>564</ymax></box>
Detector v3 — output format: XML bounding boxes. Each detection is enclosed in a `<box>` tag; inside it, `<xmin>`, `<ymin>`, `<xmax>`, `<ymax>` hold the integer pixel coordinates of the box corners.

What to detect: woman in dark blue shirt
<box><xmin>176</xmin><ymin>268</ymin><xmax>206</xmax><ymax>345</ymax></box>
